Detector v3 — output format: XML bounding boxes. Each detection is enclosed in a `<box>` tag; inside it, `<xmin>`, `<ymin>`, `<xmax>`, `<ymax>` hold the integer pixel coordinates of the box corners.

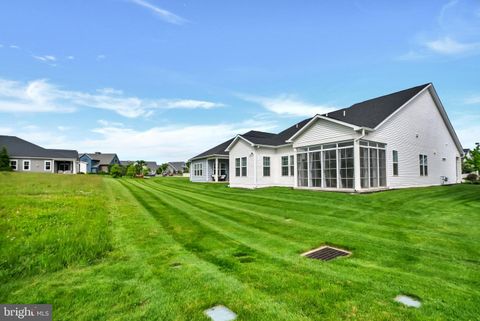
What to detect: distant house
<box><xmin>165</xmin><ymin>162</ymin><xmax>187</xmax><ymax>175</ymax></box>
<box><xmin>190</xmin><ymin>83</ymin><xmax>463</xmax><ymax>190</ymax></box>
<box><xmin>79</xmin><ymin>152</ymin><xmax>120</xmax><ymax>173</ymax></box>
<box><xmin>0</xmin><ymin>135</ymin><xmax>79</xmax><ymax>173</ymax></box>
<box><xmin>121</xmin><ymin>160</ymin><xmax>159</xmax><ymax>176</ymax></box>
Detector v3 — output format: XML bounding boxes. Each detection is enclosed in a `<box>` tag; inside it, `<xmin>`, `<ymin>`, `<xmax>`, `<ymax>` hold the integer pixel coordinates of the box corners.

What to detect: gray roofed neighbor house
<box><xmin>82</xmin><ymin>153</ymin><xmax>118</xmax><ymax>165</ymax></box>
<box><xmin>0</xmin><ymin>135</ymin><xmax>78</xmax><ymax>159</ymax></box>
<box><xmin>120</xmin><ymin>160</ymin><xmax>158</xmax><ymax>170</ymax></box>
<box><xmin>168</xmin><ymin>161</ymin><xmax>186</xmax><ymax>171</ymax></box>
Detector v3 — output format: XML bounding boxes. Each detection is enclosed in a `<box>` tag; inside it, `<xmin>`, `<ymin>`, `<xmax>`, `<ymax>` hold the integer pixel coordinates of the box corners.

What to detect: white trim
<box><xmin>225</xmin><ymin>135</ymin><xmax>255</xmax><ymax>151</ymax></box>
<box><xmin>44</xmin><ymin>160</ymin><xmax>52</xmax><ymax>172</ymax></box>
<box><xmin>22</xmin><ymin>160</ymin><xmax>31</xmax><ymax>171</ymax></box>
<box><xmin>10</xmin><ymin>159</ymin><xmax>18</xmax><ymax>171</ymax></box>
<box><xmin>286</xmin><ymin>114</ymin><xmax>371</xmax><ymax>143</ymax></box>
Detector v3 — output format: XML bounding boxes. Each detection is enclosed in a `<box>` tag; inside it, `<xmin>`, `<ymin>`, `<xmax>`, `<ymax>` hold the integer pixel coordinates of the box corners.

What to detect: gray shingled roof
<box><xmin>168</xmin><ymin>161</ymin><xmax>186</xmax><ymax>171</ymax></box>
<box><xmin>0</xmin><ymin>135</ymin><xmax>78</xmax><ymax>159</ymax></box>
<box><xmin>82</xmin><ymin>153</ymin><xmax>118</xmax><ymax>165</ymax></box>
<box><xmin>324</xmin><ymin>83</ymin><xmax>430</xmax><ymax>128</ymax></box>
<box><xmin>191</xmin><ymin>84</ymin><xmax>432</xmax><ymax>159</ymax></box>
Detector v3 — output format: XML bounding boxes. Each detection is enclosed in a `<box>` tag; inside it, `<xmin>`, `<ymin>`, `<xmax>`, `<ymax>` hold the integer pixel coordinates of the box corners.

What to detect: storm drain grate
<box><xmin>302</xmin><ymin>246</ymin><xmax>351</xmax><ymax>261</ymax></box>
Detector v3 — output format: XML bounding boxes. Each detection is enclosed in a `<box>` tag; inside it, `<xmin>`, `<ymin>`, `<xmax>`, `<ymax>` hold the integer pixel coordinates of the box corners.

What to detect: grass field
<box><xmin>1</xmin><ymin>172</ymin><xmax>479</xmax><ymax>320</ymax></box>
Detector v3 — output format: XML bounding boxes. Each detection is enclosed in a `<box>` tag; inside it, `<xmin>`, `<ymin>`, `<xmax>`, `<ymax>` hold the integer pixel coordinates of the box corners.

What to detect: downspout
<box><xmin>353</xmin><ymin>128</ymin><xmax>367</xmax><ymax>192</ymax></box>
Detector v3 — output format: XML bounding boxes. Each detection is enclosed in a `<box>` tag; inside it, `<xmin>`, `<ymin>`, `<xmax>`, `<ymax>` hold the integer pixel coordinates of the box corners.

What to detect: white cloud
<box><xmin>0</xmin><ymin>44</ymin><xmax>3</xmax><ymax>48</ymax></box>
<box><xmin>129</xmin><ymin>0</ymin><xmax>187</xmax><ymax>25</ymax></box>
<box><xmin>16</xmin><ymin>120</ymin><xmax>277</xmax><ymax>162</ymax></box>
<box><xmin>425</xmin><ymin>37</ymin><xmax>480</xmax><ymax>55</ymax></box>
<box><xmin>67</xmin><ymin>56</ymin><xmax>74</xmax><ymax>60</ymax></box>
<box><xmin>97</xmin><ymin>54</ymin><xmax>106</xmax><ymax>61</ymax></box>
<box><xmin>0</xmin><ymin>78</ymin><xmax>224</xmax><ymax>118</ymax></box>
<box><xmin>241</xmin><ymin>94</ymin><xmax>337</xmax><ymax>117</ymax></box>
<box><xmin>9</xmin><ymin>45</ymin><xmax>19</xmax><ymax>49</ymax></box>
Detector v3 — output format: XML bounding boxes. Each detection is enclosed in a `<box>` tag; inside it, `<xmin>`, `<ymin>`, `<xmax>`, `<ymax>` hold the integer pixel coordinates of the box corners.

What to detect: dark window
<box><xmin>263</xmin><ymin>156</ymin><xmax>270</xmax><ymax>176</ymax></box>
<box><xmin>392</xmin><ymin>150</ymin><xmax>399</xmax><ymax>176</ymax></box>
<box><xmin>235</xmin><ymin>158</ymin><xmax>240</xmax><ymax>177</ymax></box>
<box><xmin>419</xmin><ymin>154</ymin><xmax>428</xmax><ymax>176</ymax></box>
<box><xmin>281</xmin><ymin>156</ymin><xmax>289</xmax><ymax>176</ymax></box>
<box><xmin>241</xmin><ymin>157</ymin><xmax>247</xmax><ymax>176</ymax></box>
<box><xmin>297</xmin><ymin>153</ymin><xmax>308</xmax><ymax>187</ymax></box>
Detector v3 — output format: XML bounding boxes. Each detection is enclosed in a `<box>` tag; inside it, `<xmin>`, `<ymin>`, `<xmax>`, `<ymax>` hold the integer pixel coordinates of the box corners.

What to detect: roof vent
<box><xmin>95</xmin><ymin>152</ymin><xmax>101</xmax><ymax>154</ymax></box>
<box><xmin>296</xmin><ymin>124</ymin><xmax>299</xmax><ymax>128</ymax></box>
<box><xmin>343</xmin><ymin>110</ymin><xmax>346</xmax><ymax>117</ymax></box>
<box><xmin>326</xmin><ymin>113</ymin><xmax>329</xmax><ymax>117</ymax></box>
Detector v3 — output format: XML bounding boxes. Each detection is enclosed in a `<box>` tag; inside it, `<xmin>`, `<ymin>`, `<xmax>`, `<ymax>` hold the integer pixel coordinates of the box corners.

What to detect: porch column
<box><xmin>215</xmin><ymin>157</ymin><xmax>219</xmax><ymax>182</ymax></box>
<box><xmin>354</xmin><ymin>140</ymin><xmax>361</xmax><ymax>191</ymax></box>
<box><xmin>293</xmin><ymin>148</ymin><xmax>298</xmax><ymax>188</ymax></box>
<box><xmin>73</xmin><ymin>159</ymin><xmax>77</xmax><ymax>174</ymax></box>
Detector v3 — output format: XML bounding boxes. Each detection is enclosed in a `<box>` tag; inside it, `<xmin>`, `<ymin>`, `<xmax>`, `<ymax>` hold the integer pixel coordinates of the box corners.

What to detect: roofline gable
<box><xmin>374</xmin><ymin>84</ymin><xmax>463</xmax><ymax>155</ymax></box>
<box><xmin>286</xmin><ymin>115</ymin><xmax>370</xmax><ymax>143</ymax></box>
<box><xmin>225</xmin><ymin>135</ymin><xmax>255</xmax><ymax>151</ymax></box>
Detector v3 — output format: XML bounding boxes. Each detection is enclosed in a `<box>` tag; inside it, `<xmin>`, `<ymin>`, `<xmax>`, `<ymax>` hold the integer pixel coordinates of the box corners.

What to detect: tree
<box><xmin>464</xmin><ymin>143</ymin><xmax>480</xmax><ymax>174</ymax></box>
<box><xmin>0</xmin><ymin>147</ymin><xmax>12</xmax><ymax>171</ymax></box>
<box><xmin>126</xmin><ymin>165</ymin><xmax>136</xmax><ymax>177</ymax></box>
<box><xmin>110</xmin><ymin>164</ymin><xmax>123</xmax><ymax>178</ymax></box>
<box><xmin>184</xmin><ymin>161</ymin><xmax>190</xmax><ymax>173</ymax></box>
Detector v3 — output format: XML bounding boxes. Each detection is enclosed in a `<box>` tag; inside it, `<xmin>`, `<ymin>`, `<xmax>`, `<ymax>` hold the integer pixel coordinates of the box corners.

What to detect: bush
<box><xmin>0</xmin><ymin>146</ymin><xmax>12</xmax><ymax>171</ymax></box>
<box><xmin>126</xmin><ymin>165</ymin><xmax>136</xmax><ymax>178</ymax></box>
<box><xmin>110</xmin><ymin>164</ymin><xmax>123</xmax><ymax>178</ymax></box>
<box><xmin>465</xmin><ymin>173</ymin><xmax>478</xmax><ymax>183</ymax></box>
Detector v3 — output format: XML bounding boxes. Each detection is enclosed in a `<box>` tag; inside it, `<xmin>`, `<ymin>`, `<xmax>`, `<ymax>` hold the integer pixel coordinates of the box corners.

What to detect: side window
<box><xmin>263</xmin><ymin>156</ymin><xmax>270</xmax><ymax>177</ymax></box>
<box><xmin>392</xmin><ymin>150</ymin><xmax>398</xmax><ymax>176</ymax></box>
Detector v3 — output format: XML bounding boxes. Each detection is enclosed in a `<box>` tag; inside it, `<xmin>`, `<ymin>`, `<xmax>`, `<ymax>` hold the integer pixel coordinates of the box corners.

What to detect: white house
<box><xmin>189</xmin><ymin>83</ymin><xmax>463</xmax><ymax>192</ymax></box>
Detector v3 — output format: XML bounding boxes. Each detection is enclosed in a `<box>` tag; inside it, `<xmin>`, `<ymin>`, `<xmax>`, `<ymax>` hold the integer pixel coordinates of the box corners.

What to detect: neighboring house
<box><xmin>79</xmin><ymin>152</ymin><xmax>120</xmax><ymax>173</ymax></box>
<box><xmin>165</xmin><ymin>161</ymin><xmax>187</xmax><ymax>175</ymax></box>
<box><xmin>189</xmin><ymin>138</ymin><xmax>233</xmax><ymax>182</ymax></box>
<box><xmin>190</xmin><ymin>83</ymin><xmax>463</xmax><ymax>191</ymax></box>
<box><xmin>121</xmin><ymin>160</ymin><xmax>159</xmax><ymax>176</ymax></box>
<box><xmin>0</xmin><ymin>135</ymin><xmax>79</xmax><ymax>174</ymax></box>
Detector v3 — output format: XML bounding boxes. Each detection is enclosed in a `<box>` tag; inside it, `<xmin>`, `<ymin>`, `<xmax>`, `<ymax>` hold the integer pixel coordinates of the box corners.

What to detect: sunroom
<box><xmin>295</xmin><ymin>140</ymin><xmax>387</xmax><ymax>191</ymax></box>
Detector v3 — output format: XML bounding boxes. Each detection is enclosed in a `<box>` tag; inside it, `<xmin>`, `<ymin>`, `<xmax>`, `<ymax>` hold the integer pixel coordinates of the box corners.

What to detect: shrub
<box><xmin>0</xmin><ymin>146</ymin><xmax>12</xmax><ymax>171</ymax></box>
<box><xmin>110</xmin><ymin>164</ymin><xmax>123</xmax><ymax>178</ymax></box>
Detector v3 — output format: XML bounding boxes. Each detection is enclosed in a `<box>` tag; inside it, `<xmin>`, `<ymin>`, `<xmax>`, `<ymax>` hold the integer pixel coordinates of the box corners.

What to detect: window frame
<box><xmin>235</xmin><ymin>158</ymin><xmax>241</xmax><ymax>177</ymax></box>
<box><xmin>263</xmin><ymin>156</ymin><xmax>270</xmax><ymax>177</ymax></box>
<box><xmin>281</xmin><ymin>156</ymin><xmax>289</xmax><ymax>176</ymax></box>
<box><xmin>10</xmin><ymin>159</ymin><xmax>18</xmax><ymax>171</ymax></box>
<box><xmin>392</xmin><ymin>150</ymin><xmax>399</xmax><ymax>176</ymax></box>
<box><xmin>23</xmin><ymin>160</ymin><xmax>31</xmax><ymax>171</ymax></box>
<box><xmin>44</xmin><ymin>160</ymin><xmax>52</xmax><ymax>172</ymax></box>
<box><xmin>419</xmin><ymin>154</ymin><xmax>428</xmax><ymax>176</ymax></box>
<box><xmin>241</xmin><ymin>157</ymin><xmax>247</xmax><ymax>177</ymax></box>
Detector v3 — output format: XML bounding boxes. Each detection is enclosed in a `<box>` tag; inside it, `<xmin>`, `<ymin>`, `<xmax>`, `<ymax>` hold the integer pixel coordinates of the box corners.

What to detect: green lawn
<box><xmin>1</xmin><ymin>173</ymin><xmax>479</xmax><ymax>320</ymax></box>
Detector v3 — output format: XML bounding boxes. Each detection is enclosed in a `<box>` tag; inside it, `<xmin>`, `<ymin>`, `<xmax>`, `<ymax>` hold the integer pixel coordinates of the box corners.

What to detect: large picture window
<box><xmin>339</xmin><ymin>147</ymin><xmax>354</xmax><ymax>188</ymax></box>
<box><xmin>359</xmin><ymin>141</ymin><xmax>387</xmax><ymax>188</ymax></box>
<box><xmin>310</xmin><ymin>151</ymin><xmax>322</xmax><ymax>187</ymax></box>
<box><xmin>324</xmin><ymin>149</ymin><xmax>337</xmax><ymax>188</ymax></box>
<box><xmin>297</xmin><ymin>141</ymin><xmax>355</xmax><ymax>189</ymax></box>
<box><xmin>263</xmin><ymin>156</ymin><xmax>270</xmax><ymax>176</ymax></box>
<box><xmin>419</xmin><ymin>154</ymin><xmax>428</xmax><ymax>176</ymax></box>
<box><xmin>297</xmin><ymin>153</ymin><xmax>308</xmax><ymax>187</ymax></box>
<box><xmin>193</xmin><ymin>163</ymin><xmax>203</xmax><ymax>176</ymax></box>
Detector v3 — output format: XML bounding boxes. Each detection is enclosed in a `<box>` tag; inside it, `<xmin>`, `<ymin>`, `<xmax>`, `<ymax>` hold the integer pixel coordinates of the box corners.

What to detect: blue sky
<box><xmin>0</xmin><ymin>0</ymin><xmax>479</xmax><ymax>162</ymax></box>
